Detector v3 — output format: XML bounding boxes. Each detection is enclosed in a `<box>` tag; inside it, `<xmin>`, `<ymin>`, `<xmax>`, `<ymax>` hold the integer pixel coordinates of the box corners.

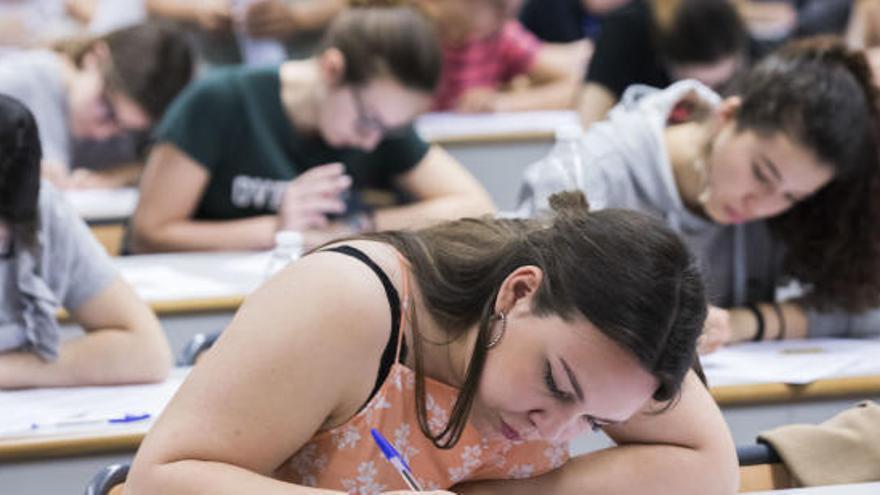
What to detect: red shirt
<box><xmin>432</xmin><ymin>20</ymin><xmax>541</xmax><ymax>111</ymax></box>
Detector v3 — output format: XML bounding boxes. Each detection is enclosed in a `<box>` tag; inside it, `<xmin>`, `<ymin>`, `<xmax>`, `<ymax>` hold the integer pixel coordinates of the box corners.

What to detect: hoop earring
<box><xmin>486</xmin><ymin>312</ymin><xmax>507</xmax><ymax>349</ymax></box>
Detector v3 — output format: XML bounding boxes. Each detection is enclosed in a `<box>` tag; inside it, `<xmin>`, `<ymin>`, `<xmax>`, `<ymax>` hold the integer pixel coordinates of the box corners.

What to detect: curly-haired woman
<box><xmin>519</xmin><ymin>36</ymin><xmax>880</xmax><ymax>353</ymax></box>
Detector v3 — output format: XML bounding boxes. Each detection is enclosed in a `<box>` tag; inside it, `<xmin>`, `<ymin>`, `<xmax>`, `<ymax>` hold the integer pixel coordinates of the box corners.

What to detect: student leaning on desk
<box><xmin>125</xmin><ymin>191</ymin><xmax>737</xmax><ymax>494</ymax></box>
<box><xmin>0</xmin><ymin>95</ymin><xmax>172</xmax><ymax>389</ymax></box>
<box><xmin>130</xmin><ymin>2</ymin><xmax>493</xmax><ymax>254</ymax></box>
<box><xmin>519</xmin><ymin>36</ymin><xmax>880</xmax><ymax>354</ymax></box>
<box><xmin>0</xmin><ymin>22</ymin><xmax>193</xmax><ymax>190</ymax></box>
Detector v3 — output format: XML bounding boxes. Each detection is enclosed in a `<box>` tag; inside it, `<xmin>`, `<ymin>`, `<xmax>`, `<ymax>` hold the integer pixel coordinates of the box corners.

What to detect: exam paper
<box><xmin>0</xmin><ymin>368</ymin><xmax>188</xmax><ymax>439</ymax></box>
<box><xmin>64</xmin><ymin>187</ymin><xmax>138</xmax><ymax>222</ymax></box>
<box><xmin>120</xmin><ymin>265</ymin><xmax>242</xmax><ymax>302</ymax></box>
<box><xmin>702</xmin><ymin>338</ymin><xmax>880</xmax><ymax>387</ymax></box>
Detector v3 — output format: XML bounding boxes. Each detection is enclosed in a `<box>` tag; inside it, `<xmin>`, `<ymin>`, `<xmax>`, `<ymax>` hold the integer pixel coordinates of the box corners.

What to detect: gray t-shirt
<box><xmin>517</xmin><ymin>80</ymin><xmax>880</xmax><ymax>339</ymax></box>
<box><xmin>0</xmin><ymin>50</ymin><xmax>71</xmax><ymax>167</ymax></box>
<box><xmin>0</xmin><ymin>183</ymin><xmax>118</xmax><ymax>356</ymax></box>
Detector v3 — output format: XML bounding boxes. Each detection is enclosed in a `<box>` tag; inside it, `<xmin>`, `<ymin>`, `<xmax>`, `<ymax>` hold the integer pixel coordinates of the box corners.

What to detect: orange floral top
<box><xmin>274</xmin><ymin>247</ymin><xmax>568</xmax><ymax>493</ymax></box>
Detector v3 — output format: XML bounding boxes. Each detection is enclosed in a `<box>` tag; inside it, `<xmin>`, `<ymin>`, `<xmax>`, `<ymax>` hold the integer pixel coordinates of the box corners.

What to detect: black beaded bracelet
<box><xmin>746</xmin><ymin>303</ymin><xmax>765</xmax><ymax>342</ymax></box>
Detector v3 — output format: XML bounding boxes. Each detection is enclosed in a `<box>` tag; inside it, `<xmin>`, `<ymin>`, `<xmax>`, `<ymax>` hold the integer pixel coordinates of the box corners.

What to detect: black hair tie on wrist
<box><xmin>746</xmin><ymin>303</ymin><xmax>765</xmax><ymax>342</ymax></box>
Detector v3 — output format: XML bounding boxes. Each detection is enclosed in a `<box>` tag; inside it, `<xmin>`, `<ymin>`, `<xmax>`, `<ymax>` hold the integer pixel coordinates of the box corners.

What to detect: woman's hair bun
<box><xmin>548</xmin><ymin>190</ymin><xmax>591</xmax><ymax>215</ymax></box>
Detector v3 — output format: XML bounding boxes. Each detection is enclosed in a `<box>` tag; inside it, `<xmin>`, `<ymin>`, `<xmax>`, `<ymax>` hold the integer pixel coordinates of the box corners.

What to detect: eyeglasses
<box><xmin>97</xmin><ymin>64</ymin><xmax>125</xmax><ymax>132</ymax></box>
<box><xmin>350</xmin><ymin>86</ymin><xmax>407</xmax><ymax>139</ymax></box>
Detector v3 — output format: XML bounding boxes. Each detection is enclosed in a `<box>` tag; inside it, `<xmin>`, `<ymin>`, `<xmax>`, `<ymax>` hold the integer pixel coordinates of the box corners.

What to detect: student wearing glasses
<box><xmin>130</xmin><ymin>4</ymin><xmax>494</xmax><ymax>254</ymax></box>
<box><xmin>0</xmin><ymin>22</ymin><xmax>193</xmax><ymax>189</ymax></box>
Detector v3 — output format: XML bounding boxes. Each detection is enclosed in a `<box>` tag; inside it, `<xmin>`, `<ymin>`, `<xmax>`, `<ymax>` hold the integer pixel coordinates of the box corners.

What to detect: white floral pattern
<box><xmin>332</xmin><ymin>424</ymin><xmax>362</xmax><ymax>450</ymax></box>
<box><xmin>393</xmin><ymin>423</ymin><xmax>419</xmax><ymax>464</ymax></box>
<box><xmin>544</xmin><ymin>444</ymin><xmax>568</xmax><ymax>468</ymax></box>
<box><xmin>448</xmin><ymin>444</ymin><xmax>483</xmax><ymax>482</ymax></box>
<box><xmin>341</xmin><ymin>461</ymin><xmax>387</xmax><ymax>495</ymax></box>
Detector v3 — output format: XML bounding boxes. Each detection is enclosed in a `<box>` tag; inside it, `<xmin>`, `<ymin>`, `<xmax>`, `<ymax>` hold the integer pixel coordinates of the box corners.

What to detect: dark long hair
<box><xmin>734</xmin><ymin>37</ymin><xmax>880</xmax><ymax>311</ymax></box>
<box><xmin>343</xmin><ymin>192</ymin><xmax>707</xmax><ymax>448</ymax></box>
<box><xmin>0</xmin><ymin>94</ymin><xmax>42</xmax><ymax>250</ymax></box>
<box><xmin>321</xmin><ymin>3</ymin><xmax>442</xmax><ymax>93</ymax></box>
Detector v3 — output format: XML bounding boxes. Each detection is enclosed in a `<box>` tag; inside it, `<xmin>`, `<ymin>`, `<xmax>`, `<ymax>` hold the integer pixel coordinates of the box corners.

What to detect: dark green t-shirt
<box><xmin>154</xmin><ymin>66</ymin><xmax>429</xmax><ymax>220</ymax></box>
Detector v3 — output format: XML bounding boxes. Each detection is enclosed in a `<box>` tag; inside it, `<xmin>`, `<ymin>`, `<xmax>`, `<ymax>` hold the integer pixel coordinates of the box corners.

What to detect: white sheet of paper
<box><xmin>64</xmin><ymin>187</ymin><xmax>138</xmax><ymax>222</ymax></box>
<box><xmin>702</xmin><ymin>338</ymin><xmax>880</xmax><ymax>387</ymax></box>
<box><xmin>416</xmin><ymin>111</ymin><xmax>581</xmax><ymax>142</ymax></box>
<box><xmin>120</xmin><ymin>265</ymin><xmax>241</xmax><ymax>302</ymax></box>
<box><xmin>0</xmin><ymin>368</ymin><xmax>188</xmax><ymax>439</ymax></box>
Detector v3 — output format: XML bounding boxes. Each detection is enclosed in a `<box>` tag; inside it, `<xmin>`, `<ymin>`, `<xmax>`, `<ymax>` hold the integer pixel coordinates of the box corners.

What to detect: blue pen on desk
<box><xmin>371</xmin><ymin>428</ymin><xmax>423</xmax><ymax>491</ymax></box>
<box><xmin>30</xmin><ymin>413</ymin><xmax>151</xmax><ymax>430</ymax></box>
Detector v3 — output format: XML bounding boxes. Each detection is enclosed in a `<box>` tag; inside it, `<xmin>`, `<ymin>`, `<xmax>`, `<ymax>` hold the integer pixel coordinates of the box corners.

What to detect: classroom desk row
<box><xmin>3</xmin><ymin>337</ymin><xmax>879</xmax><ymax>493</ymax></box>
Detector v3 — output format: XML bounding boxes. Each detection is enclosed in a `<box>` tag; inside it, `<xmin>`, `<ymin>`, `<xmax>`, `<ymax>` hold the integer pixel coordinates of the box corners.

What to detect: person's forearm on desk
<box><xmin>491</xmin><ymin>49</ymin><xmax>581</xmax><ymax>112</ymax></box>
<box><xmin>0</xmin><ymin>278</ymin><xmax>172</xmax><ymax>389</ymax></box>
<box><xmin>727</xmin><ymin>301</ymin><xmax>808</xmax><ymax>344</ymax></box>
<box><xmin>374</xmin><ymin>145</ymin><xmax>495</xmax><ymax>231</ymax></box>
<box><xmin>132</xmin><ymin>214</ymin><xmax>281</xmax><ymax>253</ymax></box>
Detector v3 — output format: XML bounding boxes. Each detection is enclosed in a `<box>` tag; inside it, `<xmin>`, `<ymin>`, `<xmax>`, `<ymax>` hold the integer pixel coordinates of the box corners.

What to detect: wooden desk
<box><xmin>418</xmin><ymin>111</ymin><xmax>580</xmax><ymax>211</ymax></box>
<box><xmin>66</xmin><ymin>188</ymin><xmax>138</xmax><ymax>256</ymax></box>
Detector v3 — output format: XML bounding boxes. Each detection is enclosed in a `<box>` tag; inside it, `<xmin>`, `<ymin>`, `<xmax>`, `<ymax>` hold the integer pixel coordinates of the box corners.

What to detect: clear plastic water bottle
<box><xmin>265</xmin><ymin>231</ymin><xmax>303</xmax><ymax>280</ymax></box>
<box><xmin>549</xmin><ymin>124</ymin><xmax>585</xmax><ymax>188</ymax></box>
<box><xmin>515</xmin><ymin>124</ymin><xmax>588</xmax><ymax>216</ymax></box>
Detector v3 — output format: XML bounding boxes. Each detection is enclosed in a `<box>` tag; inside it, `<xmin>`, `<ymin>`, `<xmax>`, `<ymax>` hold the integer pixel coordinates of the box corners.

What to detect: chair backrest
<box><xmin>177</xmin><ymin>330</ymin><xmax>222</xmax><ymax>366</ymax></box>
<box><xmin>737</xmin><ymin>442</ymin><xmax>795</xmax><ymax>492</ymax></box>
<box><xmin>84</xmin><ymin>463</ymin><xmax>129</xmax><ymax>495</ymax></box>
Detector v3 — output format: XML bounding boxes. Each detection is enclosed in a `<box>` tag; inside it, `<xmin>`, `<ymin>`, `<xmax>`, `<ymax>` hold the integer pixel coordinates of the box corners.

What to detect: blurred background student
<box><xmin>519</xmin><ymin>0</ymin><xmax>632</xmax><ymax>44</ymax></box>
<box><xmin>0</xmin><ymin>94</ymin><xmax>171</xmax><ymax>389</ymax></box>
<box><xmin>145</xmin><ymin>0</ymin><xmax>346</xmax><ymax>68</ymax></box>
<box><xmin>737</xmin><ymin>0</ymin><xmax>854</xmax><ymax>56</ymax></box>
<box><xmin>519</xmin><ymin>37</ymin><xmax>880</xmax><ymax>354</ymax></box>
<box><xmin>0</xmin><ymin>22</ymin><xmax>193</xmax><ymax>189</ymax></box>
<box><xmin>579</xmin><ymin>0</ymin><xmax>748</xmax><ymax>128</ymax></box>
<box><xmin>415</xmin><ymin>0</ymin><xmax>583</xmax><ymax>113</ymax></box>
<box><xmin>130</xmin><ymin>3</ymin><xmax>494</xmax><ymax>254</ymax></box>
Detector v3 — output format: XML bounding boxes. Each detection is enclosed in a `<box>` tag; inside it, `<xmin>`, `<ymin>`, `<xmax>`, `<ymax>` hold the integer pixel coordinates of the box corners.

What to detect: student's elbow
<box><xmin>132</xmin><ymin>317</ymin><xmax>174</xmax><ymax>383</ymax></box>
<box><xmin>699</xmin><ymin>431</ymin><xmax>740</xmax><ymax>495</ymax></box>
<box><xmin>129</xmin><ymin>209</ymin><xmax>170</xmax><ymax>254</ymax></box>
<box><xmin>125</xmin><ymin>457</ymin><xmax>179</xmax><ymax>495</ymax></box>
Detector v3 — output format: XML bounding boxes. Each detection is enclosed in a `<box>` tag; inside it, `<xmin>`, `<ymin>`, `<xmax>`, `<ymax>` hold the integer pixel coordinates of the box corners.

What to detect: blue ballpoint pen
<box><xmin>371</xmin><ymin>428</ymin><xmax>424</xmax><ymax>491</ymax></box>
<box><xmin>29</xmin><ymin>413</ymin><xmax>151</xmax><ymax>430</ymax></box>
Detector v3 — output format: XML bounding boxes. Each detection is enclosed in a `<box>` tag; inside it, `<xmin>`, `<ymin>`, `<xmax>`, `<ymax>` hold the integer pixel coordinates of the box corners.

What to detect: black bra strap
<box><xmin>321</xmin><ymin>245</ymin><xmax>403</xmax><ymax>408</ymax></box>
